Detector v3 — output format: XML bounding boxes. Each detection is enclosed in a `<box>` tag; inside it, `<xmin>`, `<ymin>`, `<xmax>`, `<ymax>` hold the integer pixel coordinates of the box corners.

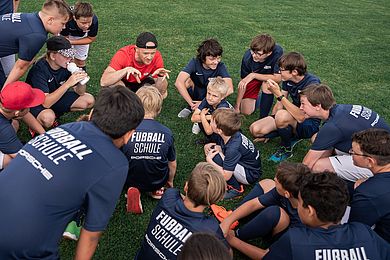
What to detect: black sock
<box><xmin>227</xmin><ymin>176</ymin><xmax>240</xmax><ymax>190</ymax></box>
<box><xmin>259</xmin><ymin>93</ymin><xmax>274</xmax><ymax>119</ymax></box>
<box><xmin>277</xmin><ymin>125</ymin><xmax>293</xmax><ymax>148</ymax></box>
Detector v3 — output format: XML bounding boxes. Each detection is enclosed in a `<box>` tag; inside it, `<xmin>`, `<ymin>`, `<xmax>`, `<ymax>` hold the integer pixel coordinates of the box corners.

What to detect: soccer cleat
<box><xmin>178</xmin><ymin>107</ymin><xmax>192</xmax><ymax>118</ymax></box>
<box><xmin>147</xmin><ymin>187</ymin><xmax>165</xmax><ymax>200</ymax></box>
<box><xmin>210</xmin><ymin>204</ymin><xmax>239</xmax><ymax>229</ymax></box>
<box><xmin>192</xmin><ymin>123</ymin><xmax>201</xmax><ymax>134</ymax></box>
<box><xmin>63</xmin><ymin>221</ymin><xmax>81</xmax><ymax>241</ymax></box>
<box><xmin>223</xmin><ymin>185</ymin><xmax>244</xmax><ymax>200</ymax></box>
<box><xmin>269</xmin><ymin>146</ymin><xmax>293</xmax><ymax>163</ymax></box>
<box><xmin>126</xmin><ymin>187</ymin><xmax>143</xmax><ymax>214</ymax></box>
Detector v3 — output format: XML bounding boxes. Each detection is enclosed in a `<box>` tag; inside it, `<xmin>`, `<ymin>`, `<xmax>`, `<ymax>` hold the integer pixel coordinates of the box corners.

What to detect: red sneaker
<box><xmin>210</xmin><ymin>204</ymin><xmax>239</xmax><ymax>229</ymax></box>
<box><xmin>147</xmin><ymin>187</ymin><xmax>165</xmax><ymax>200</ymax></box>
<box><xmin>126</xmin><ymin>187</ymin><xmax>143</xmax><ymax>214</ymax></box>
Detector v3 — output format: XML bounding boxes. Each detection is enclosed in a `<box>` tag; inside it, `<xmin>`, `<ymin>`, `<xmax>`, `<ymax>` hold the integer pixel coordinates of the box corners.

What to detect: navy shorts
<box><xmin>188</xmin><ymin>85</ymin><xmax>206</xmax><ymax>101</ymax></box>
<box><xmin>295</xmin><ymin>118</ymin><xmax>320</xmax><ymax>139</ymax></box>
<box><xmin>122</xmin><ymin>76</ymin><xmax>155</xmax><ymax>92</ymax></box>
<box><xmin>0</xmin><ymin>64</ymin><xmax>5</xmax><ymax>89</ymax></box>
<box><xmin>30</xmin><ymin>91</ymin><xmax>80</xmax><ymax>118</ymax></box>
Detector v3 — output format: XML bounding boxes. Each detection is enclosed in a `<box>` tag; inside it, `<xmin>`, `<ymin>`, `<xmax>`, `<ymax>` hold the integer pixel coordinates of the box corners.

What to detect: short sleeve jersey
<box><xmin>0</xmin><ymin>122</ymin><xmax>129</xmax><ymax>259</ymax></box>
<box><xmin>264</xmin><ymin>223</ymin><xmax>390</xmax><ymax>260</ymax></box>
<box><xmin>26</xmin><ymin>58</ymin><xmax>71</xmax><ymax>94</ymax></box>
<box><xmin>0</xmin><ymin>113</ymin><xmax>22</xmax><ymax>154</ymax></box>
<box><xmin>182</xmin><ymin>58</ymin><xmax>231</xmax><ymax>90</ymax></box>
<box><xmin>281</xmin><ymin>73</ymin><xmax>320</xmax><ymax>107</ymax></box>
<box><xmin>121</xmin><ymin>119</ymin><xmax>176</xmax><ymax>191</ymax></box>
<box><xmin>258</xmin><ymin>188</ymin><xmax>302</xmax><ymax>227</ymax></box>
<box><xmin>0</xmin><ymin>13</ymin><xmax>47</xmax><ymax>60</ymax></box>
<box><xmin>60</xmin><ymin>15</ymin><xmax>98</xmax><ymax>38</ymax></box>
<box><xmin>135</xmin><ymin>188</ymin><xmax>228</xmax><ymax>260</ymax></box>
<box><xmin>240</xmin><ymin>44</ymin><xmax>283</xmax><ymax>79</ymax></box>
<box><xmin>217</xmin><ymin>132</ymin><xmax>261</xmax><ymax>179</ymax></box>
<box><xmin>0</xmin><ymin>0</ymin><xmax>12</xmax><ymax>15</ymax></box>
<box><xmin>197</xmin><ymin>98</ymin><xmax>233</xmax><ymax>114</ymax></box>
<box><xmin>349</xmin><ymin>171</ymin><xmax>390</xmax><ymax>243</ymax></box>
<box><xmin>109</xmin><ymin>45</ymin><xmax>164</xmax><ymax>83</ymax></box>
<box><xmin>311</xmin><ymin>104</ymin><xmax>390</xmax><ymax>153</ymax></box>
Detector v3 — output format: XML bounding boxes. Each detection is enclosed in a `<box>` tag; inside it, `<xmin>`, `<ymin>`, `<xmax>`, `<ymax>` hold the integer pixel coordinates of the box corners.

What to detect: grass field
<box><xmin>18</xmin><ymin>0</ymin><xmax>390</xmax><ymax>259</ymax></box>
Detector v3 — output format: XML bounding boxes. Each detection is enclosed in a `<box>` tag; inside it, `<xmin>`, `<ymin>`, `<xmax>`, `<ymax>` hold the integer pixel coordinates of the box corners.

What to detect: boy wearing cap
<box><xmin>100</xmin><ymin>31</ymin><xmax>170</xmax><ymax>98</ymax></box>
<box><xmin>60</xmin><ymin>1</ymin><xmax>98</xmax><ymax>70</ymax></box>
<box><xmin>0</xmin><ymin>81</ymin><xmax>45</xmax><ymax>169</ymax></box>
<box><xmin>0</xmin><ymin>0</ymin><xmax>72</xmax><ymax>88</ymax></box>
<box><xmin>26</xmin><ymin>36</ymin><xmax>94</xmax><ymax>131</ymax></box>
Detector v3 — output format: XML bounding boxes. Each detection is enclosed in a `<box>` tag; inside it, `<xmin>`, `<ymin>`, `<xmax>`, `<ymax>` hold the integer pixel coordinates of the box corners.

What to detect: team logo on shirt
<box><xmin>1</xmin><ymin>13</ymin><xmax>21</xmax><ymax>23</ymax></box>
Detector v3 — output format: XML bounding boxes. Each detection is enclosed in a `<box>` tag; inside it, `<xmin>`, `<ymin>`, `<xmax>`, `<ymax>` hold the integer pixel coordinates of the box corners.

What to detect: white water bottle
<box><xmin>67</xmin><ymin>62</ymin><xmax>90</xmax><ymax>85</ymax></box>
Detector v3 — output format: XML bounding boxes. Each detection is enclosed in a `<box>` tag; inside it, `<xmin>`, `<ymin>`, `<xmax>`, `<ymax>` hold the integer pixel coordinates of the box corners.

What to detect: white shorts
<box><xmin>329</xmin><ymin>154</ymin><xmax>373</xmax><ymax>182</ymax></box>
<box><xmin>0</xmin><ymin>54</ymin><xmax>15</xmax><ymax>76</ymax></box>
<box><xmin>233</xmin><ymin>163</ymin><xmax>249</xmax><ymax>185</ymax></box>
<box><xmin>0</xmin><ymin>151</ymin><xmax>4</xmax><ymax>170</ymax></box>
<box><xmin>68</xmin><ymin>35</ymin><xmax>90</xmax><ymax>61</ymax></box>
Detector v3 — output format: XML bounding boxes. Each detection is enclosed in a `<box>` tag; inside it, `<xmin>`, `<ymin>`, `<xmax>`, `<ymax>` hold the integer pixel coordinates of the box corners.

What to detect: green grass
<box><xmin>18</xmin><ymin>0</ymin><xmax>390</xmax><ymax>259</ymax></box>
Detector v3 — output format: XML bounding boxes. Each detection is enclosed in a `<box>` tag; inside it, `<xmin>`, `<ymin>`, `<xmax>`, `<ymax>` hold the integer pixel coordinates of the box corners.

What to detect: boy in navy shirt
<box><xmin>204</xmin><ymin>109</ymin><xmax>262</xmax><ymax>199</ymax></box>
<box><xmin>0</xmin><ymin>0</ymin><xmax>71</xmax><ymax>88</ymax></box>
<box><xmin>135</xmin><ymin>162</ymin><xmax>230</xmax><ymax>259</ymax></box>
<box><xmin>220</xmin><ymin>162</ymin><xmax>309</xmax><ymax>243</ymax></box>
<box><xmin>227</xmin><ymin>172</ymin><xmax>390</xmax><ymax>259</ymax></box>
<box><xmin>175</xmin><ymin>38</ymin><xmax>233</xmax><ymax>119</ymax></box>
<box><xmin>61</xmin><ymin>1</ymin><xmax>98</xmax><ymax>70</ymax></box>
<box><xmin>349</xmin><ymin>129</ymin><xmax>390</xmax><ymax>242</ymax></box>
<box><xmin>0</xmin><ymin>81</ymin><xmax>45</xmax><ymax>169</ymax></box>
<box><xmin>191</xmin><ymin>76</ymin><xmax>232</xmax><ymax>142</ymax></box>
<box><xmin>250</xmin><ymin>52</ymin><xmax>321</xmax><ymax>162</ymax></box>
<box><xmin>234</xmin><ymin>34</ymin><xmax>283</xmax><ymax>117</ymax></box>
<box><xmin>0</xmin><ymin>86</ymin><xmax>144</xmax><ymax>259</ymax></box>
<box><xmin>300</xmin><ymin>84</ymin><xmax>390</xmax><ymax>181</ymax></box>
<box><xmin>26</xmin><ymin>36</ymin><xmax>94</xmax><ymax>131</ymax></box>
<box><xmin>123</xmin><ymin>86</ymin><xmax>177</xmax><ymax>214</ymax></box>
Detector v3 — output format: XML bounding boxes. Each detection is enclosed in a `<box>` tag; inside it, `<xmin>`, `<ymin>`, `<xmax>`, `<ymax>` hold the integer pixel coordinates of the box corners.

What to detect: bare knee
<box><xmin>258</xmin><ymin>179</ymin><xmax>275</xmax><ymax>193</ymax></box>
<box><xmin>38</xmin><ymin>110</ymin><xmax>56</xmax><ymax>128</ymax></box>
<box><xmin>274</xmin><ymin>110</ymin><xmax>293</xmax><ymax>128</ymax></box>
<box><xmin>312</xmin><ymin>158</ymin><xmax>335</xmax><ymax>173</ymax></box>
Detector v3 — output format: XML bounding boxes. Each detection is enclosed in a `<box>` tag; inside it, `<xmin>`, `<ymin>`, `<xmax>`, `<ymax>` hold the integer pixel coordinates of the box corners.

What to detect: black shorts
<box><xmin>122</xmin><ymin>76</ymin><xmax>156</xmax><ymax>92</ymax></box>
<box><xmin>30</xmin><ymin>91</ymin><xmax>80</xmax><ymax>118</ymax></box>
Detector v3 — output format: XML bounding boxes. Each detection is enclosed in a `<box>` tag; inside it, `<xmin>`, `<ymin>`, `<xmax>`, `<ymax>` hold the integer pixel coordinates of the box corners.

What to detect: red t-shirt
<box><xmin>109</xmin><ymin>45</ymin><xmax>164</xmax><ymax>83</ymax></box>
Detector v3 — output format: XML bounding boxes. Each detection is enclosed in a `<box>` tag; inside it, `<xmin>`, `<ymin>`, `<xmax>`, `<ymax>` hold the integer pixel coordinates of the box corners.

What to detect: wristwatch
<box><xmin>277</xmin><ymin>95</ymin><xmax>284</xmax><ymax>101</ymax></box>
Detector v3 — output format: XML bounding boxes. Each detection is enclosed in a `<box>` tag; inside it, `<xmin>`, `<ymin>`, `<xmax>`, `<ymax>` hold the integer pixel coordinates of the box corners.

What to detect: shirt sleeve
<box><xmin>26</xmin><ymin>63</ymin><xmax>50</xmax><ymax>93</ymax></box>
<box><xmin>109</xmin><ymin>48</ymin><xmax>128</xmax><ymax>71</ymax></box>
<box><xmin>217</xmin><ymin>62</ymin><xmax>231</xmax><ymax>78</ymax></box>
<box><xmin>240</xmin><ymin>51</ymin><xmax>251</xmax><ymax>78</ymax></box>
<box><xmin>167</xmin><ymin>136</ymin><xmax>176</xmax><ymax>161</ymax></box>
<box><xmin>18</xmin><ymin>33</ymin><xmax>47</xmax><ymax>61</ymax></box>
<box><xmin>0</xmin><ymin>123</ymin><xmax>23</xmax><ymax>154</ymax></box>
<box><xmin>83</xmin><ymin>164</ymin><xmax>128</xmax><ymax>231</ymax></box>
<box><xmin>87</xmin><ymin>16</ymin><xmax>99</xmax><ymax>37</ymax></box>
<box><xmin>311</xmin><ymin>122</ymin><xmax>343</xmax><ymax>151</ymax></box>
<box><xmin>182</xmin><ymin>59</ymin><xmax>196</xmax><ymax>74</ymax></box>
<box><xmin>197</xmin><ymin>99</ymin><xmax>208</xmax><ymax>110</ymax></box>
<box><xmin>263</xmin><ymin>231</ymin><xmax>293</xmax><ymax>260</ymax></box>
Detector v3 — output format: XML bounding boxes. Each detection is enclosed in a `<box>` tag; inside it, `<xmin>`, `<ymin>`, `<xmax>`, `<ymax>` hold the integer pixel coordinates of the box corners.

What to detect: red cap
<box><xmin>0</xmin><ymin>81</ymin><xmax>45</xmax><ymax>110</ymax></box>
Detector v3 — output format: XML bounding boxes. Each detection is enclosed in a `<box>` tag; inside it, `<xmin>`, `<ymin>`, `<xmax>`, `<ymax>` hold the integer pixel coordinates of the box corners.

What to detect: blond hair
<box><xmin>207</xmin><ymin>76</ymin><xmax>229</xmax><ymax>98</ymax></box>
<box><xmin>136</xmin><ymin>86</ymin><xmax>162</xmax><ymax>119</ymax></box>
<box><xmin>187</xmin><ymin>162</ymin><xmax>226</xmax><ymax>207</ymax></box>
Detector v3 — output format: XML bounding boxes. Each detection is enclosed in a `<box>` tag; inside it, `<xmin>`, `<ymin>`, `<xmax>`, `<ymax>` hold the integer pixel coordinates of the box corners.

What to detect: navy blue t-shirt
<box><xmin>0</xmin><ymin>122</ymin><xmax>129</xmax><ymax>259</ymax></box>
<box><xmin>0</xmin><ymin>113</ymin><xmax>22</xmax><ymax>154</ymax></box>
<box><xmin>0</xmin><ymin>12</ymin><xmax>47</xmax><ymax>60</ymax></box>
<box><xmin>135</xmin><ymin>188</ymin><xmax>228</xmax><ymax>260</ymax></box>
<box><xmin>349</xmin><ymin>171</ymin><xmax>390</xmax><ymax>243</ymax></box>
<box><xmin>122</xmin><ymin>119</ymin><xmax>176</xmax><ymax>191</ymax></box>
<box><xmin>182</xmin><ymin>58</ymin><xmax>230</xmax><ymax>100</ymax></box>
<box><xmin>240</xmin><ymin>44</ymin><xmax>283</xmax><ymax>79</ymax></box>
<box><xmin>61</xmin><ymin>15</ymin><xmax>98</xmax><ymax>38</ymax></box>
<box><xmin>282</xmin><ymin>73</ymin><xmax>320</xmax><ymax>107</ymax></box>
<box><xmin>0</xmin><ymin>0</ymin><xmax>12</xmax><ymax>15</ymax></box>
<box><xmin>217</xmin><ymin>131</ymin><xmax>261</xmax><ymax>182</ymax></box>
<box><xmin>258</xmin><ymin>188</ymin><xmax>302</xmax><ymax>228</ymax></box>
<box><xmin>197</xmin><ymin>98</ymin><xmax>232</xmax><ymax>114</ymax></box>
<box><xmin>26</xmin><ymin>58</ymin><xmax>72</xmax><ymax>94</ymax></box>
<box><xmin>311</xmin><ymin>104</ymin><xmax>390</xmax><ymax>153</ymax></box>
<box><xmin>264</xmin><ymin>223</ymin><xmax>390</xmax><ymax>260</ymax></box>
